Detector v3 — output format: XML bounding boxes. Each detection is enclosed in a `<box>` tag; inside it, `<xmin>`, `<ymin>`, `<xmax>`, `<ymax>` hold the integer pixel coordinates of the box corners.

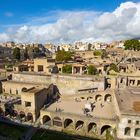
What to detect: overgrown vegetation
<box><xmin>93</xmin><ymin>50</ymin><xmax>102</xmax><ymax>56</ymax></box>
<box><xmin>87</xmin><ymin>65</ymin><xmax>97</xmax><ymax>75</ymax></box>
<box><xmin>101</xmin><ymin>50</ymin><xmax>108</xmax><ymax>59</ymax></box>
<box><xmin>106</xmin><ymin>129</ymin><xmax>114</xmax><ymax>140</ymax></box>
<box><xmin>12</xmin><ymin>47</ymin><xmax>20</xmax><ymax>60</ymax></box>
<box><xmin>124</xmin><ymin>39</ymin><xmax>140</xmax><ymax>51</ymax></box>
<box><xmin>0</xmin><ymin>121</ymin><xmax>28</xmax><ymax>140</ymax></box>
<box><xmin>56</xmin><ymin>50</ymin><xmax>73</xmax><ymax>62</ymax></box>
<box><xmin>31</xmin><ymin>129</ymin><xmax>98</xmax><ymax>140</ymax></box>
<box><xmin>62</xmin><ymin>65</ymin><xmax>72</xmax><ymax>73</ymax></box>
<box><xmin>109</xmin><ymin>63</ymin><xmax>119</xmax><ymax>72</ymax></box>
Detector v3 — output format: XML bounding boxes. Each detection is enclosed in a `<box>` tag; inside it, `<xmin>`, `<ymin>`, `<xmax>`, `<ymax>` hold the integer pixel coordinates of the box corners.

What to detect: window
<box><xmin>128</xmin><ymin>120</ymin><xmax>131</xmax><ymax>124</ymax></box>
<box><xmin>137</xmin><ymin>80</ymin><xmax>140</xmax><ymax>86</ymax></box>
<box><xmin>25</xmin><ymin>101</ymin><xmax>31</xmax><ymax>107</ymax></box>
<box><xmin>59</xmin><ymin>68</ymin><xmax>61</xmax><ymax>71</ymax></box>
<box><xmin>38</xmin><ymin>65</ymin><xmax>43</xmax><ymax>72</ymax></box>
<box><xmin>136</xmin><ymin>121</ymin><xmax>139</xmax><ymax>125</ymax></box>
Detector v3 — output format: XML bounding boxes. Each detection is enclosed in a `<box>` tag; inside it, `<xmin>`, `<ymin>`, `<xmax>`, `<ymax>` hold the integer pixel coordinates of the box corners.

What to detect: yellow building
<box><xmin>34</xmin><ymin>58</ymin><xmax>56</xmax><ymax>74</ymax></box>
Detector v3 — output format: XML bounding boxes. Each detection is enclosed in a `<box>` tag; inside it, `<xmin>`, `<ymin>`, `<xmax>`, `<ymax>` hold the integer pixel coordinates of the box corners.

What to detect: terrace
<box><xmin>42</xmin><ymin>91</ymin><xmax>116</xmax><ymax>120</ymax></box>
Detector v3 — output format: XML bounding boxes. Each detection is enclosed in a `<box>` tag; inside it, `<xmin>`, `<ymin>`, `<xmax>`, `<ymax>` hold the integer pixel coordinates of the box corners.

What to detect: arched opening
<box><xmin>87</xmin><ymin>96</ymin><xmax>93</xmax><ymax>101</ymax></box>
<box><xmin>135</xmin><ymin>128</ymin><xmax>140</xmax><ymax>137</ymax></box>
<box><xmin>22</xmin><ymin>87</ymin><xmax>27</xmax><ymax>92</ymax></box>
<box><xmin>104</xmin><ymin>94</ymin><xmax>112</xmax><ymax>102</ymax></box>
<box><xmin>88</xmin><ymin>122</ymin><xmax>97</xmax><ymax>133</ymax></box>
<box><xmin>95</xmin><ymin>94</ymin><xmax>102</xmax><ymax>101</ymax></box>
<box><xmin>101</xmin><ymin>125</ymin><xmax>112</xmax><ymax>135</ymax></box>
<box><xmin>27</xmin><ymin>113</ymin><xmax>33</xmax><ymax>122</ymax></box>
<box><xmin>53</xmin><ymin>116</ymin><xmax>62</xmax><ymax>127</ymax></box>
<box><xmin>0</xmin><ymin>107</ymin><xmax>4</xmax><ymax>115</ymax></box>
<box><xmin>75</xmin><ymin>120</ymin><xmax>84</xmax><ymax>130</ymax></box>
<box><xmin>19</xmin><ymin>111</ymin><xmax>26</xmax><ymax>120</ymax></box>
<box><xmin>124</xmin><ymin>127</ymin><xmax>131</xmax><ymax>136</ymax></box>
<box><xmin>42</xmin><ymin>115</ymin><xmax>51</xmax><ymax>126</ymax></box>
<box><xmin>12</xmin><ymin>110</ymin><xmax>18</xmax><ymax>117</ymax></box>
<box><xmin>64</xmin><ymin>118</ymin><xmax>73</xmax><ymax>129</ymax></box>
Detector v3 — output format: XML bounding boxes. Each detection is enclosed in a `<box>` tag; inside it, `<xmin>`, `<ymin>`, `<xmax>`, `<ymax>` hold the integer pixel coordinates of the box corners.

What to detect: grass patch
<box><xmin>0</xmin><ymin>121</ymin><xmax>28</xmax><ymax>140</ymax></box>
<box><xmin>31</xmin><ymin>129</ymin><xmax>98</xmax><ymax>140</ymax></box>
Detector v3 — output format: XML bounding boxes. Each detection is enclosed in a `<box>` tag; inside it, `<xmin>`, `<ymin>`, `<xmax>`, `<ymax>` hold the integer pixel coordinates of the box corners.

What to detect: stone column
<box><xmin>72</xmin><ymin>66</ymin><xmax>74</xmax><ymax>74</ymax></box>
<box><xmin>135</xmin><ymin>80</ymin><xmax>137</xmax><ymax>86</ymax></box>
<box><xmin>97</xmin><ymin>127</ymin><xmax>101</xmax><ymax>137</ymax></box>
<box><xmin>131</xmin><ymin>128</ymin><xmax>135</xmax><ymax>137</ymax></box>
<box><xmin>28</xmin><ymin>66</ymin><xmax>32</xmax><ymax>72</ymax></box>
<box><xmin>80</xmin><ymin>66</ymin><xmax>83</xmax><ymax>75</ymax></box>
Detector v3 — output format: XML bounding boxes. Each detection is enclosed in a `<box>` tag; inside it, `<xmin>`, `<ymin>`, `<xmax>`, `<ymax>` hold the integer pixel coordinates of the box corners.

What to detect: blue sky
<box><xmin>0</xmin><ymin>0</ymin><xmax>140</xmax><ymax>43</ymax></box>
<box><xmin>0</xmin><ymin>0</ymin><xmax>138</xmax><ymax>27</ymax></box>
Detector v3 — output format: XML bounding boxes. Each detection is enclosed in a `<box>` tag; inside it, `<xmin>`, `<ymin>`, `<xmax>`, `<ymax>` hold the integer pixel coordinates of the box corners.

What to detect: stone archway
<box><xmin>95</xmin><ymin>94</ymin><xmax>102</xmax><ymax>101</ymax></box>
<box><xmin>75</xmin><ymin>120</ymin><xmax>84</xmax><ymax>130</ymax></box>
<box><xmin>42</xmin><ymin>115</ymin><xmax>51</xmax><ymax>126</ymax></box>
<box><xmin>19</xmin><ymin>111</ymin><xmax>26</xmax><ymax>121</ymax></box>
<box><xmin>88</xmin><ymin>122</ymin><xmax>97</xmax><ymax>133</ymax></box>
<box><xmin>64</xmin><ymin>118</ymin><xmax>73</xmax><ymax>129</ymax></box>
<box><xmin>124</xmin><ymin>127</ymin><xmax>131</xmax><ymax>136</ymax></box>
<box><xmin>135</xmin><ymin>128</ymin><xmax>140</xmax><ymax>137</ymax></box>
<box><xmin>104</xmin><ymin>94</ymin><xmax>112</xmax><ymax>102</ymax></box>
<box><xmin>12</xmin><ymin>110</ymin><xmax>18</xmax><ymax>117</ymax></box>
<box><xmin>27</xmin><ymin>113</ymin><xmax>33</xmax><ymax>122</ymax></box>
<box><xmin>21</xmin><ymin>87</ymin><xmax>27</xmax><ymax>92</ymax></box>
<box><xmin>101</xmin><ymin>125</ymin><xmax>112</xmax><ymax>135</ymax></box>
<box><xmin>53</xmin><ymin>116</ymin><xmax>62</xmax><ymax>127</ymax></box>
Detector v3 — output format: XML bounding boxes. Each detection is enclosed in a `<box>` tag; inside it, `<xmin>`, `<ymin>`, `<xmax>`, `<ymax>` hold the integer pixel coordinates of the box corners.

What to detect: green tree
<box><xmin>93</xmin><ymin>50</ymin><xmax>102</xmax><ymax>56</ymax></box>
<box><xmin>62</xmin><ymin>65</ymin><xmax>72</xmax><ymax>73</ymax></box>
<box><xmin>13</xmin><ymin>47</ymin><xmax>20</xmax><ymax>60</ymax></box>
<box><xmin>87</xmin><ymin>65</ymin><xmax>97</xmax><ymax>75</ymax></box>
<box><xmin>56</xmin><ymin>50</ymin><xmax>73</xmax><ymax>62</ymax></box>
<box><xmin>124</xmin><ymin>39</ymin><xmax>140</xmax><ymax>51</ymax></box>
<box><xmin>109</xmin><ymin>63</ymin><xmax>119</xmax><ymax>72</ymax></box>
<box><xmin>101</xmin><ymin>50</ymin><xmax>108</xmax><ymax>59</ymax></box>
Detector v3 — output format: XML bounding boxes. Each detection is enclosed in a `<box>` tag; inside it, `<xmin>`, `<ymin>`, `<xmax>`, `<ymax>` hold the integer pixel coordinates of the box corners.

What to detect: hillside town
<box><xmin>0</xmin><ymin>39</ymin><xmax>140</xmax><ymax>140</ymax></box>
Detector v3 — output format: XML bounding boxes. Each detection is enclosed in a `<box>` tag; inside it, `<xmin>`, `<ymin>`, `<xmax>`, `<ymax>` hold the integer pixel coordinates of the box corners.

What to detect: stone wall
<box><xmin>40</xmin><ymin>109</ymin><xmax>117</xmax><ymax>139</ymax></box>
<box><xmin>0</xmin><ymin>81</ymin><xmax>2</xmax><ymax>93</ymax></box>
<box><xmin>2</xmin><ymin>81</ymin><xmax>42</xmax><ymax>95</ymax></box>
<box><xmin>117</xmin><ymin>115</ymin><xmax>140</xmax><ymax>140</ymax></box>
<box><xmin>12</xmin><ymin>73</ymin><xmax>105</xmax><ymax>95</ymax></box>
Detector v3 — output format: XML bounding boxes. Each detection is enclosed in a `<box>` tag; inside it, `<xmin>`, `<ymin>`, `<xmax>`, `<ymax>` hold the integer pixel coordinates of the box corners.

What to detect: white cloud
<box><xmin>0</xmin><ymin>33</ymin><xmax>10</xmax><ymax>42</ymax></box>
<box><xmin>0</xmin><ymin>1</ymin><xmax>140</xmax><ymax>43</ymax></box>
